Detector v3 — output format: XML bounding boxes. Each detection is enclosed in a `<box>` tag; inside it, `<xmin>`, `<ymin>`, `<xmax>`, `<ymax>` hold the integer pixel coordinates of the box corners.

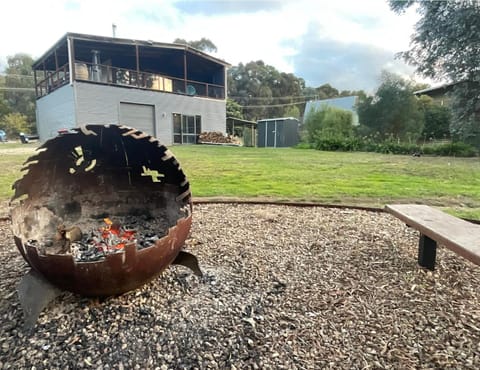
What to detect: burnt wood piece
<box><xmin>385</xmin><ymin>204</ymin><xmax>480</xmax><ymax>270</ymax></box>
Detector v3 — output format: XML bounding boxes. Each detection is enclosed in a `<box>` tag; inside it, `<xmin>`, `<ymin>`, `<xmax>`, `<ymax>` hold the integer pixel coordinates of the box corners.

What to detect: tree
<box><xmin>304</xmin><ymin>107</ymin><xmax>327</xmax><ymax>143</ymax></box>
<box><xmin>226</xmin><ymin>98</ymin><xmax>243</xmax><ymax>119</ymax></box>
<box><xmin>3</xmin><ymin>53</ymin><xmax>36</xmax><ymax>132</ymax></box>
<box><xmin>303</xmin><ymin>106</ymin><xmax>353</xmax><ymax>144</ymax></box>
<box><xmin>173</xmin><ymin>38</ymin><xmax>217</xmax><ymax>53</ymax></box>
<box><xmin>0</xmin><ymin>76</ymin><xmax>11</xmax><ymax>119</ymax></box>
<box><xmin>315</xmin><ymin>84</ymin><xmax>339</xmax><ymax>99</ymax></box>
<box><xmin>0</xmin><ymin>100</ymin><xmax>10</xmax><ymax>119</ymax></box>
<box><xmin>389</xmin><ymin>0</ymin><xmax>480</xmax><ymax>146</ymax></box>
<box><xmin>228</xmin><ymin>60</ymin><xmax>305</xmax><ymax>121</ymax></box>
<box><xmin>0</xmin><ymin>112</ymin><xmax>30</xmax><ymax>137</ymax></box>
<box><xmin>417</xmin><ymin>95</ymin><xmax>452</xmax><ymax>141</ymax></box>
<box><xmin>319</xmin><ymin>107</ymin><xmax>353</xmax><ymax>139</ymax></box>
<box><xmin>357</xmin><ymin>71</ymin><xmax>424</xmax><ymax>141</ymax></box>
<box><xmin>283</xmin><ymin>105</ymin><xmax>301</xmax><ymax>119</ymax></box>
<box><xmin>449</xmin><ymin>81</ymin><xmax>480</xmax><ymax>146</ymax></box>
<box><xmin>339</xmin><ymin>89</ymin><xmax>367</xmax><ymax>101</ymax></box>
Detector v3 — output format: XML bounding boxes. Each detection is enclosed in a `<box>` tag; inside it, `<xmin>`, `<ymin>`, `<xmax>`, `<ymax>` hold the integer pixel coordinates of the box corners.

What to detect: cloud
<box><xmin>0</xmin><ymin>0</ymin><xmax>420</xmax><ymax>94</ymax></box>
<box><xmin>64</xmin><ymin>0</ymin><xmax>81</xmax><ymax>11</ymax></box>
<box><xmin>287</xmin><ymin>22</ymin><xmax>416</xmax><ymax>92</ymax></box>
<box><xmin>173</xmin><ymin>0</ymin><xmax>284</xmax><ymax>15</ymax></box>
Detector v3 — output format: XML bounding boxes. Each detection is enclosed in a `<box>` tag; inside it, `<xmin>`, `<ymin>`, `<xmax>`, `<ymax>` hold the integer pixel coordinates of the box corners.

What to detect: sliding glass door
<box><xmin>173</xmin><ymin>113</ymin><xmax>201</xmax><ymax>144</ymax></box>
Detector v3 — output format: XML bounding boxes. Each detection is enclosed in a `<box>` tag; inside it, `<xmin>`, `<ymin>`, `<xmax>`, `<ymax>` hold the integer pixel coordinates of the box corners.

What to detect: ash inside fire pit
<box><xmin>27</xmin><ymin>212</ymin><xmax>186</xmax><ymax>262</ymax></box>
<box><xmin>10</xmin><ymin>124</ymin><xmax>195</xmax><ymax>298</ymax></box>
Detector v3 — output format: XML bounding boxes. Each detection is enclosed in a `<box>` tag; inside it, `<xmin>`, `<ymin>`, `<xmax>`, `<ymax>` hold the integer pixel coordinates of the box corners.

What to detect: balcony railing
<box><xmin>36</xmin><ymin>61</ymin><xmax>225</xmax><ymax>100</ymax></box>
<box><xmin>36</xmin><ymin>64</ymin><xmax>70</xmax><ymax>97</ymax></box>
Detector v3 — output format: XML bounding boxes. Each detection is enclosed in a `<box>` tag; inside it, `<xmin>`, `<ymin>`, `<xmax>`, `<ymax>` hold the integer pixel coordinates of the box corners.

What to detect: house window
<box><xmin>173</xmin><ymin>113</ymin><xmax>201</xmax><ymax>144</ymax></box>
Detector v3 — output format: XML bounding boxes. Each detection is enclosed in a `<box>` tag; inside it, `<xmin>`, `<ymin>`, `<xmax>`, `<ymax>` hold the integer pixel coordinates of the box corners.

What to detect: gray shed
<box><xmin>257</xmin><ymin>117</ymin><xmax>300</xmax><ymax>148</ymax></box>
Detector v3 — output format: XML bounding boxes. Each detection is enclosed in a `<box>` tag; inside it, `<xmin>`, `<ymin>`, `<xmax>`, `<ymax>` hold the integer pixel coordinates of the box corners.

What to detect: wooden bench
<box><xmin>385</xmin><ymin>204</ymin><xmax>480</xmax><ymax>270</ymax></box>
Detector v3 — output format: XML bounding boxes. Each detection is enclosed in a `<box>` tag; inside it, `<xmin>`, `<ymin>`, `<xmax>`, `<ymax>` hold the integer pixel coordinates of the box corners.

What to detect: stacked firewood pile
<box><xmin>198</xmin><ymin>131</ymin><xmax>241</xmax><ymax>145</ymax></box>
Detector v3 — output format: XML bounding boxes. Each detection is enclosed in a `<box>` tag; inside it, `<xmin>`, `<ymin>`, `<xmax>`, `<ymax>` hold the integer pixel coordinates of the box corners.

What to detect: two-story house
<box><xmin>32</xmin><ymin>32</ymin><xmax>230</xmax><ymax>144</ymax></box>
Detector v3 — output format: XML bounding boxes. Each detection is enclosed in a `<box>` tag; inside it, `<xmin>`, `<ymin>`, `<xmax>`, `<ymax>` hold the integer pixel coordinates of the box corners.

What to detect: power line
<box><xmin>240</xmin><ymin>101</ymin><xmax>307</xmax><ymax>109</ymax></box>
<box><xmin>0</xmin><ymin>73</ymin><xmax>34</xmax><ymax>79</ymax></box>
<box><xmin>0</xmin><ymin>87</ymin><xmax>35</xmax><ymax>91</ymax></box>
<box><xmin>0</xmin><ymin>73</ymin><xmax>35</xmax><ymax>91</ymax></box>
<box><xmin>229</xmin><ymin>94</ymin><xmax>318</xmax><ymax>101</ymax></box>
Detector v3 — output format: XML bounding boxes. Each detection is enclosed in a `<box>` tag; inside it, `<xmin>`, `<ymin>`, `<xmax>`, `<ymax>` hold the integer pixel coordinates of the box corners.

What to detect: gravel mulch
<box><xmin>1</xmin><ymin>203</ymin><xmax>480</xmax><ymax>369</ymax></box>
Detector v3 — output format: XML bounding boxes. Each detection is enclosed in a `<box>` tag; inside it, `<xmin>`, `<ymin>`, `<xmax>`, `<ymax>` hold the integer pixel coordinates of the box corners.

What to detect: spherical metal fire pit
<box><xmin>11</xmin><ymin>124</ymin><xmax>193</xmax><ymax>297</ymax></box>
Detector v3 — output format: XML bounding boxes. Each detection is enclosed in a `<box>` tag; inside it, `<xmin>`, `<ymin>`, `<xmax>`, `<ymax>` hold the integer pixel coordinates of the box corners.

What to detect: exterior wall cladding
<box><xmin>36</xmin><ymin>81</ymin><xmax>227</xmax><ymax>145</ymax></box>
<box><xmin>36</xmin><ymin>85</ymin><xmax>76</xmax><ymax>140</ymax></box>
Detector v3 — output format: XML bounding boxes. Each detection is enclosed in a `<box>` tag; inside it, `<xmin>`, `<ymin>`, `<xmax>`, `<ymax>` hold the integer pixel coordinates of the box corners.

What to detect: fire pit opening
<box><xmin>11</xmin><ymin>124</ymin><xmax>194</xmax><ymax>297</ymax></box>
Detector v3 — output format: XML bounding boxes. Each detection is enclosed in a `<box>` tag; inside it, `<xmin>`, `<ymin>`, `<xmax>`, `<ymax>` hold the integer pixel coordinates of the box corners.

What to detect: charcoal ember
<box><xmin>138</xmin><ymin>235</ymin><xmax>160</xmax><ymax>250</ymax></box>
<box><xmin>29</xmin><ymin>219</ymin><xmax>166</xmax><ymax>261</ymax></box>
<box><xmin>33</xmin><ymin>226</ymin><xmax>165</xmax><ymax>262</ymax></box>
<box><xmin>76</xmin><ymin>247</ymin><xmax>105</xmax><ymax>262</ymax></box>
<box><xmin>44</xmin><ymin>217</ymin><xmax>173</xmax><ymax>261</ymax></box>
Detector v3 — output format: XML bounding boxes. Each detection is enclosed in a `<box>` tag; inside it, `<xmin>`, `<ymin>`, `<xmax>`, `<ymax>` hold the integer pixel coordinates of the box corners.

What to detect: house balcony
<box><xmin>35</xmin><ymin>61</ymin><xmax>225</xmax><ymax>100</ymax></box>
<box><xmin>33</xmin><ymin>33</ymin><xmax>229</xmax><ymax>101</ymax></box>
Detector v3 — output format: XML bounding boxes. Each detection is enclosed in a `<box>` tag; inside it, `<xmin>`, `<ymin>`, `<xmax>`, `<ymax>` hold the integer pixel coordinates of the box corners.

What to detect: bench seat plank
<box><xmin>386</xmin><ymin>204</ymin><xmax>480</xmax><ymax>266</ymax></box>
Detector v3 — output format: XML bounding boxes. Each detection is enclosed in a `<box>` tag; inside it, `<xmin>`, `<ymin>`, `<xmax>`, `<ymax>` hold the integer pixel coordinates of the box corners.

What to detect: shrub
<box><xmin>313</xmin><ymin>137</ymin><xmax>363</xmax><ymax>152</ymax></box>
<box><xmin>304</xmin><ymin>106</ymin><xmax>354</xmax><ymax>145</ymax></box>
<box><xmin>428</xmin><ymin>142</ymin><xmax>477</xmax><ymax>157</ymax></box>
<box><xmin>310</xmin><ymin>135</ymin><xmax>477</xmax><ymax>157</ymax></box>
<box><xmin>293</xmin><ymin>142</ymin><xmax>313</xmax><ymax>149</ymax></box>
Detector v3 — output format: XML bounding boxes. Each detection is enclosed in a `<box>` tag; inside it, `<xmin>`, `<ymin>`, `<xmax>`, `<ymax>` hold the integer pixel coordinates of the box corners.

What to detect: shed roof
<box><xmin>257</xmin><ymin>117</ymin><xmax>300</xmax><ymax>123</ymax></box>
<box><xmin>226</xmin><ymin>117</ymin><xmax>256</xmax><ymax>125</ymax></box>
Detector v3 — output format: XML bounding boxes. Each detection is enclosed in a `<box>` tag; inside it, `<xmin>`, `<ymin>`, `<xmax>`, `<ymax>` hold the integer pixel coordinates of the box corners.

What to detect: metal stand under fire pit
<box><xmin>10</xmin><ymin>124</ymin><xmax>201</xmax><ymax>329</ymax></box>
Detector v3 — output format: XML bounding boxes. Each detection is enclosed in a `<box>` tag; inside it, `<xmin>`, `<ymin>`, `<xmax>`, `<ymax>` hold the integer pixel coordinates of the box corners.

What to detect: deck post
<box><xmin>418</xmin><ymin>234</ymin><xmax>437</xmax><ymax>270</ymax></box>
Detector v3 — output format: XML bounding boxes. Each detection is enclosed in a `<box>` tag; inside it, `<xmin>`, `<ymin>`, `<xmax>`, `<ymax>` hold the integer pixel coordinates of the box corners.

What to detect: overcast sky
<box><xmin>1</xmin><ymin>0</ymin><xmax>422</xmax><ymax>92</ymax></box>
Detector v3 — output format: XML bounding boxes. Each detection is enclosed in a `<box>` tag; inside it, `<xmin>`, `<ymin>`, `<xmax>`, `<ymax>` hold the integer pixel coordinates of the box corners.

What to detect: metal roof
<box><xmin>33</xmin><ymin>32</ymin><xmax>231</xmax><ymax>69</ymax></box>
<box><xmin>257</xmin><ymin>117</ymin><xmax>300</xmax><ymax>122</ymax></box>
<box><xmin>305</xmin><ymin>95</ymin><xmax>358</xmax><ymax>113</ymax></box>
<box><xmin>413</xmin><ymin>82</ymin><xmax>457</xmax><ymax>95</ymax></box>
<box><xmin>226</xmin><ymin>117</ymin><xmax>257</xmax><ymax>125</ymax></box>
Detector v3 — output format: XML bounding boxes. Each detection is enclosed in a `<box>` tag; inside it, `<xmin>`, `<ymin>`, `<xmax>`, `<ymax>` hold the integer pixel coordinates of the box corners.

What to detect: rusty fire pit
<box><xmin>11</xmin><ymin>124</ymin><xmax>199</xmax><ymax>299</ymax></box>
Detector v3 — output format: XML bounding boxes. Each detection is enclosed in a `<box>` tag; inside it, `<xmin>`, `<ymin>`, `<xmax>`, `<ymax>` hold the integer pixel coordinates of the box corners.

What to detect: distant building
<box><xmin>257</xmin><ymin>117</ymin><xmax>300</xmax><ymax>148</ymax></box>
<box><xmin>32</xmin><ymin>32</ymin><xmax>230</xmax><ymax>144</ymax></box>
<box><xmin>304</xmin><ymin>96</ymin><xmax>359</xmax><ymax>125</ymax></box>
<box><xmin>413</xmin><ymin>82</ymin><xmax>457</xmax><ymax>106</ymax></box>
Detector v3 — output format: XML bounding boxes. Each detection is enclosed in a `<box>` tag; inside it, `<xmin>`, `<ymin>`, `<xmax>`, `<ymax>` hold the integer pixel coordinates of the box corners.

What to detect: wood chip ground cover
<box><xmin>0</xmin><ymin>203</ymin><xmax>479</xmax><ymax>369</ymax></box>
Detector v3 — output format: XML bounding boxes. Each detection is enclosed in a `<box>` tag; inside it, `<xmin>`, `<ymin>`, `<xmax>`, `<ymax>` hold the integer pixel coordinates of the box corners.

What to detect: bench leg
<box><xmin>418</xmin><ymin>234</ymin><xmax>437</xmax><ymax>270</ymax></box>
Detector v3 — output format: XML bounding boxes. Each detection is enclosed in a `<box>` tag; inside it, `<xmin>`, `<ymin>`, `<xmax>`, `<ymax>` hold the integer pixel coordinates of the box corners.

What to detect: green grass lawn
<box><xmin>1</xmin><ymin>142</ymin><xmax>480</xmax><ymax>219</ymax></box>
<box><xmin>0</xmin><ymin>142</ymin><xmax>40</xmax><ymax>201</ymax></box>
<box><xmin>171</xmin><ymin>145</ymin><xmax>480</xmax><ymax>219</ymax></box>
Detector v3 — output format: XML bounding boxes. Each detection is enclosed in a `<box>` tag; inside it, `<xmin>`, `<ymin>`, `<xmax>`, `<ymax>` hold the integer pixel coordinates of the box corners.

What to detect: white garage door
<box><xmin>119</xmin><ymin>102</ymin><xmax>155</xmax><ymax>136</ymax></box>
